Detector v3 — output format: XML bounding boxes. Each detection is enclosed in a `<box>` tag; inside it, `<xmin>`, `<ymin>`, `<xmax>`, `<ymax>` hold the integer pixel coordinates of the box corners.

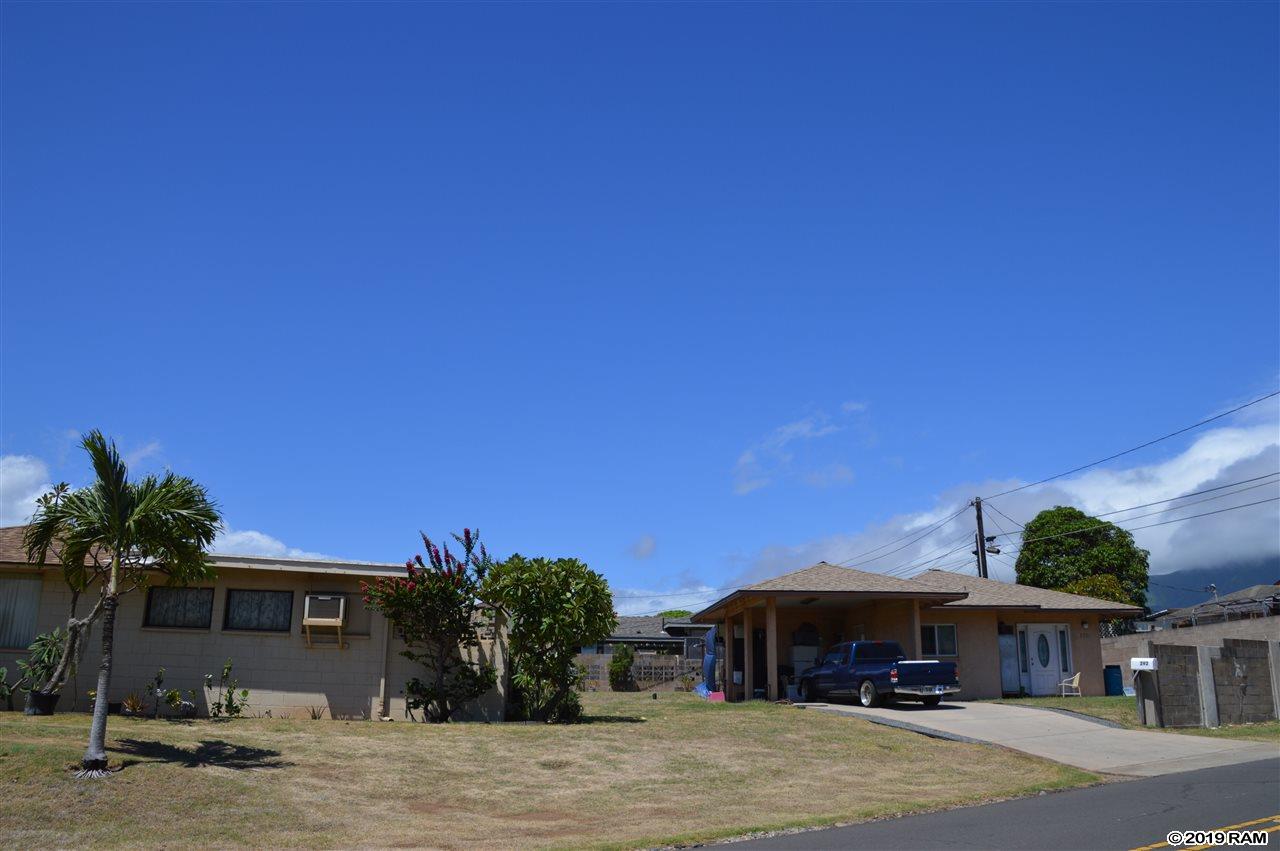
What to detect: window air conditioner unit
<box><xmin>303</xmin><ymin>594</ymin><xmax>347</xmax><ymax>648</ymax></box>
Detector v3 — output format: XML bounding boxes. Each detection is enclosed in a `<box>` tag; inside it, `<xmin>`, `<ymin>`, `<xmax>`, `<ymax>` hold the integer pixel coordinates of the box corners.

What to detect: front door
<box><xmin>1026</xmin><ymin>627</ymin><xmax>1060</xmax><ymax>695</ymax></box>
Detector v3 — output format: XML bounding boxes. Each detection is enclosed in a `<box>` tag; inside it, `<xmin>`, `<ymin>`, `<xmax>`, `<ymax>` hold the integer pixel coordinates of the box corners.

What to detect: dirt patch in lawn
<box><xmin>0</xmin><ymin>693</ymin><xmax>1095</xmax><ymax>849</ymax></box>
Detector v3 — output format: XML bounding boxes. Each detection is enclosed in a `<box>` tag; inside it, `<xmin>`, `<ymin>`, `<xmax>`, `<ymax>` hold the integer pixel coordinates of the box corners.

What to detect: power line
<box><xmin>1093</xmin><ymin>473</ymin><xmax>1279</xmax><ymax>520</ymax></box>
<box><xmin>832</xmin><ymin>505</ymin><xmax>969</xmax><ymax>569</ymax></box>
<box><xmin>879</xmin><ymin>530</ymin><xmax>977</xmax><ymax>577</ymax></box>
<box><xmin>988</xmin><ymin>478</ymin><xmax>1280</xmax><ymax>545</ymax></box>
<box><xmin>998</xmin><ymin>495</ymin><xmax>1279</xmax><ymax>551</ymax></box>
<box><xmin>984</xmin><ymin>501</ymin><xmax>1025</xmax><ymax>530</ymax></box>
<box><xmin>984</xmin><ymin>390</ymin><xmax>1280</xmax><ymax>500</ymax></box>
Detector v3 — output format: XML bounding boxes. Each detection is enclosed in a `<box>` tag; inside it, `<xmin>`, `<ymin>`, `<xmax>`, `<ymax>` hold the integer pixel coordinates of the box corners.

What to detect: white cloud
<box><xmin>803</xmin><ymin>463</ymin><xmax>855</xmax><ymax>488</ymax></box>
<box><xmin>612</xmin><ymin>582</ymin><xmax>721</xmax><ymax>616</ymax></box>
<box><xmin>733</xmin><ymin>412</ymin><xmax>847</xmax><ymax>495</ymax></box>
<box><xmin>628</xmin><ymin>534</ymin><xmax>657</xmax><ymax>559</ymax></box>
<box><xmin>841</xmin><ymin>401</ymin><xmax>869</xmax><ymax>414</ymax></box>
<box><xmin>212</xmin><ymin>528</ymin><xmax>331</xmax><ymax>560</ymax></box>
<box><xmin>729</xmin><ymin>418</ymin><xmax>1280</xmax><ymax>585</ymax></box>
<box><xmin>0</xmin><ymin>455</ymin><xmax>53</xmax><ymax>526</ymax></box>
<box><xmin>124</xmin><ymin>440</ymin><xmax>163</xmax><ymax>468</ymax></box>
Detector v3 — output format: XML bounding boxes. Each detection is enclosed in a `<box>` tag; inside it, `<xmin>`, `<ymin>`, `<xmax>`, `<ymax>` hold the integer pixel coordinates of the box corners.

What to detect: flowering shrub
<box><xmin>361</xmin><ymin>529</ymin><xmax>497</xmax><ymax>723</ymax></box>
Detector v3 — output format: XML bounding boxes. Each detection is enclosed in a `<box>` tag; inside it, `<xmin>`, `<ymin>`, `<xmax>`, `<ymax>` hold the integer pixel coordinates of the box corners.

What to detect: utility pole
<box><xmin>972</xmin><ymin>497</ymin><xmax>990</xmax><ymax>579</ymax></box>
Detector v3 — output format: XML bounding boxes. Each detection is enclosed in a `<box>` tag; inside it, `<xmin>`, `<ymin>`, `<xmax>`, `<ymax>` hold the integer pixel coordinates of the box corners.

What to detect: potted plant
<box><xmin>20</xmin><ymin>629</ymin><xmax>68</xmax><ymax>715</ymax></box>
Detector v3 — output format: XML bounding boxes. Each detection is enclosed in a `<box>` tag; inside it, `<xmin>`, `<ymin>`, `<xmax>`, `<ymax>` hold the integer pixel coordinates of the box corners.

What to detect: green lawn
<box><xmin>990</xmin><ymin>695</ymin><xmax>1280</xmax><ymax>743</ymax></box>
<box><xmin>0</xmin><ymin>692</ymin><xmax>1097</xmax><ymax>849</ymax></box>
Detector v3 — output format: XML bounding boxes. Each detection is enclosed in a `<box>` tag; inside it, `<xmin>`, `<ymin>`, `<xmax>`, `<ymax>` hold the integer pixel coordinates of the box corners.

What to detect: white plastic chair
<box><xmin>1058</xmin><ymin>672</ymin><xmax>1081</xmax><ymax>697</ymax></box>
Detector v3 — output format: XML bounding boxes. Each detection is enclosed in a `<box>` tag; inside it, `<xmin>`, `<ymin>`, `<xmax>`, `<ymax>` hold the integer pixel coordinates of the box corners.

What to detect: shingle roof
<box><xmin>743</xmin><ymin>562</ymin><xmax>948</xmax><ymax>594</ymax></box>
<box><xmin>1164</xmin><ymin>583</ymin><xmax>1280</xmax><ymax>620</ymax></box>
<box><xmin>609</xmin><ymin>615</ymin><xmax>682</xmax><ymax>642</ymax></box>
<box><xmin>0</xmin><ymin>525</ymin><xmax>404</xmax><ymax>577</ymax></box>
<box><xmin>0</xmin><ymin>525</ymin><xmax>28</xmax><ymax>564</ymax></box>
<box><xmin>912</xmin><ymin>569</ymin><xmax>1143</xmax><ymax>613</ymax></box>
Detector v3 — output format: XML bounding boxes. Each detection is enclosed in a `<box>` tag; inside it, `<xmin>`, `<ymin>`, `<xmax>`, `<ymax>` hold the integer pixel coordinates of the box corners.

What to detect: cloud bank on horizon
<box><xmin>615</xmin><ymin>412</ymin><xmax>1280</xmax><ymax>615</ymax></box>
<box><xmin>3</xmin><ymin>407</ymin><xmax>1276</xmax><ymax>616</ymax></box>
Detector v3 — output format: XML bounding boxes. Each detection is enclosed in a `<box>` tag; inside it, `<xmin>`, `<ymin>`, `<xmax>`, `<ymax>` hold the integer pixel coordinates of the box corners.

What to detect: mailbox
<box><xmin>1131</xmin><ymin>657</ymin><xmax>1161</xmax><ymax>727</ymax></box>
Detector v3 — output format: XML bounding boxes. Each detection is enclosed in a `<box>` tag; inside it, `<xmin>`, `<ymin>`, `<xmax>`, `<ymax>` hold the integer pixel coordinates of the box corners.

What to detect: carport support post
<box><xmin>909</xmin><ymin>600</ymin><xmax>921</xmax><ymax>659</ymax></box>
<box><xmin>723</xmin><ymin>615</ymin><xmax>735</xmax><ymax>700</ymax></box>
<box><xmin>743</xmin><ymin>606</ymin><xmax>755</xmax><ymax>700</ymax></box>
<box><xmin>766</xmin><ymin>596</ymin><xmax>778</xmax><ymax>701</ymax></box>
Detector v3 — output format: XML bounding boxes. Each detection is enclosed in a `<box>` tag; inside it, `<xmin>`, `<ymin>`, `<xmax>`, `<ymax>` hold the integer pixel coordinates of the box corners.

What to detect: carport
<box><xmin>691</xmin><ymin>563</ymin><xmax>966</xmax><ymax>701</ymax></box>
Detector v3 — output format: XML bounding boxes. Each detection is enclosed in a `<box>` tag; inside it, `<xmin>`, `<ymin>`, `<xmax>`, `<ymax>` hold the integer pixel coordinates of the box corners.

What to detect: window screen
<box><xmin>1058</xmin><ymin>628</ymin><xmax>1070</xmax><ymax>673</ymax></box>
<box><xmin>224</xmin><ymin>589</ymin><xmax>293</xmax><ymax>632</ymax></box>
<box><xmin>0</xmin><ymin>573</ymin><xmax>41</xmax><ymax>649</ymax></box>
<box><xmin>144</xmin><ymin>587</ymin><xmax>214</xmax><ymax>629</ymax></box>
<box><xmin>920</xmin><ymin>625</ymin><xmax>958</xmax><ymax>657</ymax></box>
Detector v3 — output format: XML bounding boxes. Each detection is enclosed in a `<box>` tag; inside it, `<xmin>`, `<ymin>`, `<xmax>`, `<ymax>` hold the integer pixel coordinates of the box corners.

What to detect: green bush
<box><xmin>608</xmin><ymin>644</ymin><xmax>635</xmax><ymax>691</ymax></box>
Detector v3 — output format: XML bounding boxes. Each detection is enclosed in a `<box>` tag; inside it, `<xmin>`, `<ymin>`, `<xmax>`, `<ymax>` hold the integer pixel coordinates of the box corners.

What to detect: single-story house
<box><xmin>0</xmin><ymin>526</ymin><xmax>506</xmax><ymax>720</ymax></box>
<box><xmin>1156</xmin><ymin>582</ymin><xmax>1280</xmax><ymax>629</ymax></box>
<box><xmin>579</xmin><ymin>615</ymin><xmax>713</xmax><ymax>658</ymax></box>
<box><xmin>691</xmin><ymin>562</ymin><xmax>1141</xmax><ymax>701</ymax></box>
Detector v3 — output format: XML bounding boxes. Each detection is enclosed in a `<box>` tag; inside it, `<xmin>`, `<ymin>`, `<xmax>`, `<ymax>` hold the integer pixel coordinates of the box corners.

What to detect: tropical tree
<box><xmin>657</xmin><ymin>609</ymin><xmax>693</xmax><ymax>618</ymax></box>
<box><xmin>1056</xmin><ymin>573</ymin><xmax>1137</xmax><ymax>606</ymax></box>
<box><xmin>1015</xmin><ymin>506</ymin><xmax>1149</xmax><ymax>608</ymax></box>
<box><xmin>24</xmin><ymin>431</ymin><xmax>221</xmax><ymax>777</ymax></box>
<box><xmin>483</xmin><ymin>555</ymin><xmax>616</xmax><ymax>722</ymax></box>
<box><xmin>360</xmin><ymin>529</ymin><xmax>497</xmax><ymax>723</ymax></box>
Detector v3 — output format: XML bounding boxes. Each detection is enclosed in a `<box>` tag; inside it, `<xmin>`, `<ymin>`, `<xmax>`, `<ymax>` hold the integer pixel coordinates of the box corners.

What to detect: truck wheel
<box><xmin>922</xmin><ymin>696</ymin><xmax>941</xmax><ymax>707</ymax></box>
<box><xmin>858</xmin><ymin>679</ymin><xmax>881</xmax><ymax>708</ymax></box>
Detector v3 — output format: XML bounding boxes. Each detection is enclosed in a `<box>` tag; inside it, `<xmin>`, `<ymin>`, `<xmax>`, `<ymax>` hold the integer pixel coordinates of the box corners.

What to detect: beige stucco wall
<box><xmin>0</xmin><ymin>565</ymin><xmax>506</xmax><ymax>721</ymax></box>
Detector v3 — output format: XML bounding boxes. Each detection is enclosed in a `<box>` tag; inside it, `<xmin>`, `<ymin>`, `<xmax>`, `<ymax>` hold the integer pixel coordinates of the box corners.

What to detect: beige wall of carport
<box><xmin>0</xmin><ymin>565</ymin><xmax>506</xmax><ymax>721</ymax></box>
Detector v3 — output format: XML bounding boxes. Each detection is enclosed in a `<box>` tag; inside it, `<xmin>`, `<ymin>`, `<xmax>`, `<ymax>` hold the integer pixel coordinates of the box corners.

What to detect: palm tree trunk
<box><xmin>80</xmin><ymin>558</ymin><xmax>118</xmax><ymax>776</ymax></box>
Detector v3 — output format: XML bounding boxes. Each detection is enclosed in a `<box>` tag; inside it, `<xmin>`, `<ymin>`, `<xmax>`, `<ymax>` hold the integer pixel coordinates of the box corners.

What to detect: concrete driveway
<box><xmin>797</xmin><ymin>701</ymin><xmax>1278</xmax><ymax>776</ymax></box>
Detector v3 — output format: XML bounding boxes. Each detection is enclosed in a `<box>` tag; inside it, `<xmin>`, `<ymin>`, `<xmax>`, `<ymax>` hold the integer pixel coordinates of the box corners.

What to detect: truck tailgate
<box><xmin>895</xmin><ymin>660</ymin><xmax>958</xmax><ymax>685</ymax></box>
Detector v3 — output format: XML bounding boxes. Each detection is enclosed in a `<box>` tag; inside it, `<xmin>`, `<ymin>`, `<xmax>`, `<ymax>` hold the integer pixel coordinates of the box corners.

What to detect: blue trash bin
<box><xmin>1103</xmin><ymin>664</ymin><xmax>1123</xmax><ymax>696</ymax></box>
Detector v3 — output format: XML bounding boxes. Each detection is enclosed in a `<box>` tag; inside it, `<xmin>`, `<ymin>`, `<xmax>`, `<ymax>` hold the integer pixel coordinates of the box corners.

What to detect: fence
<box><xmin>1137</xmin><ymin>638</ymin><xmax>1279</xmax><ymax>728</ymax></box>
<box><xmin>576</xmin><ymin>653</ymin><xmax>702</xmax><ymax>692</ymax></box>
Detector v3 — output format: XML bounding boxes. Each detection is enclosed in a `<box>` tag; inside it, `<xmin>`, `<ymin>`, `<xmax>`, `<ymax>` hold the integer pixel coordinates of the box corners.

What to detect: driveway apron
<box><xmin>797</xmin><ymin>701</ymin><xmax>1278</xmax><ymax>776</ymax></box>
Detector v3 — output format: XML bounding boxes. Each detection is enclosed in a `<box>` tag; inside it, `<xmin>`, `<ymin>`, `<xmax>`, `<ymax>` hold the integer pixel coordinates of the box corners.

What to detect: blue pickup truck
<box><xmin>798</xmin><ymin>640</ymin><xmax>960</xmax><ymax>707</ymax></box>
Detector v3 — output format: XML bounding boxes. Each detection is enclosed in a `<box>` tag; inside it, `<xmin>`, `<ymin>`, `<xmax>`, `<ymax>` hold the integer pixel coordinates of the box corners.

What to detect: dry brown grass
<box><xmin>0</xmin><ymin>692</ymin><xmax>1095</xmax><ymax>849</ymax></box>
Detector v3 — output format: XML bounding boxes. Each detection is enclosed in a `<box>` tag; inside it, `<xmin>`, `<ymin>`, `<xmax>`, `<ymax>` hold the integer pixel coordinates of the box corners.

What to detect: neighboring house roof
<box><xmin>911</xmin><ymin>569</ymin><xmax>1143</xmax><ymax>614</ymax></box>
<box><xmin>610</xmin><ymin>615</ymin><xmax>681</xmax><ymax>642</ymax></box>
<box><xmin>0</xmin><ymin>524</ymin><xmax>404</xmax><ymax>578</ymax></box>
<box><xmin>1162</xmin><ymin>583</ymin><xmax>1280</xmax><ymax>622</ymax></box>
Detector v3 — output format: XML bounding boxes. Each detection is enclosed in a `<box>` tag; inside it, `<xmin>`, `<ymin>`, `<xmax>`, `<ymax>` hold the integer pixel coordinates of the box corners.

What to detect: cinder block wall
<box><xmin>1102</xmin><ymin>618</ymin><xmax>1279</xmax><ymax>669</ymax></box>
<box><xmin>1152</xmin><ymin>644</ymin><xmax>1202</xmax><ymax>727</ymax></box>
<box><xmin>1212</xmin><ymin>639</ymin><xmax>1275</xmax><ymax>725</ymax></box>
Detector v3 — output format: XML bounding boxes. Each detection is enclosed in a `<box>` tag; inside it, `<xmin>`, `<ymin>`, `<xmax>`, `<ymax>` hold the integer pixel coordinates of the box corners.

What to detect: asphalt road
<box><xmin>732</xmin><ymin>757</ymin><xmax>1279</xmax><ymax>850</ymax></box>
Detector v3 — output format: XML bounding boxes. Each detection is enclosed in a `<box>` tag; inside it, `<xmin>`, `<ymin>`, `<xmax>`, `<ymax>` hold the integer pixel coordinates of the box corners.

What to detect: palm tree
<box><xmin>24</xmin><ymin>431</ymin><xmax>221</xmax><ymax>777</ymax></box>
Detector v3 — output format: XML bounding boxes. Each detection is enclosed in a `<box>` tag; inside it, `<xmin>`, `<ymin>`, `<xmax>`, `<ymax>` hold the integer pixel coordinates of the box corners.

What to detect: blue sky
<box><xmin>2</xmin><ymin>2</ymin><xmax>1277</xmax><ymax>613</ymax></box>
